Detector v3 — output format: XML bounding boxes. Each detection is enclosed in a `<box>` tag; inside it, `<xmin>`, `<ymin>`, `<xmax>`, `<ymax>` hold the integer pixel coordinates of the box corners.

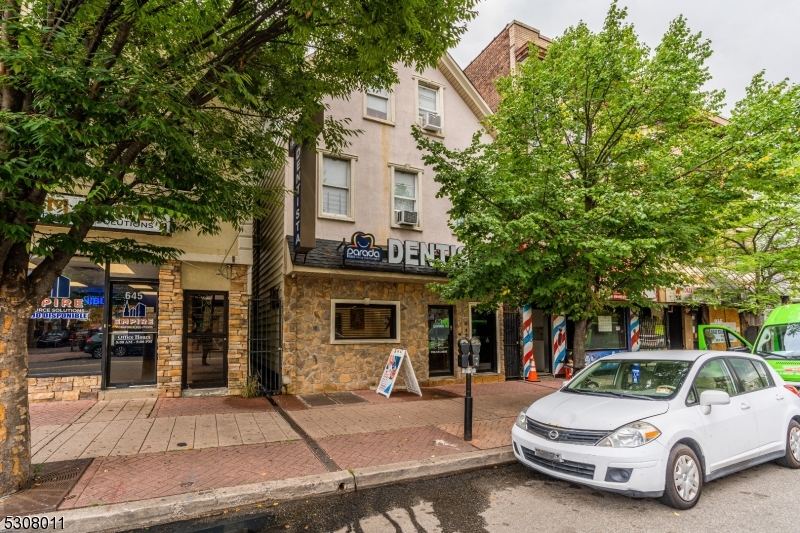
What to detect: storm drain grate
<box><xmin>324</xmin><ymin>392</ymin><xmax>368</xmax><ymax>405</ymax></box>
<box><xmin>297</xmin><ymin>393</ymin><xmax>338</xmax><ymax>407</ymax></box>
<box><xmin>0</xmin><ymin>458</ymin><xmax>93</xmax><ymax>516</ymax></box>
<box><xmin>298</xmin><ymin>392</ymin><xmax>369</xmax><ymax>407</ymax></box>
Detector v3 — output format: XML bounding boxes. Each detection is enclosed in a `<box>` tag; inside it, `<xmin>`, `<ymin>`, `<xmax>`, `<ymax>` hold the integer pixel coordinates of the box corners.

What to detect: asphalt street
<box><xmin>131</xmin><ymin>460</ymin><xmax>800</xmax><ymax>533</ymax></box>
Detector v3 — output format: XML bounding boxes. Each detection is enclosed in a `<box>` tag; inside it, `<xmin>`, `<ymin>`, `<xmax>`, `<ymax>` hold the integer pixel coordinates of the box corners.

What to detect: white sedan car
<box><xmin>512</xmin><ymin>350</ymin><xmax>800</xmax><ymax>509</ymax></box>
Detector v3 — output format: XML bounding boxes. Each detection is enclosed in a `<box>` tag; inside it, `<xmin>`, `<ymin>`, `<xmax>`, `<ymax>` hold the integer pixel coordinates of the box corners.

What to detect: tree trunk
<box><xmin>572</xmin><ymin>317</ymin><xmax>588</xmax><ymax>370</ymax></box>
<box><xmin>0</xmin><ymin>296</ymin><xmax>34</xmax><ymax>497</ymax></box>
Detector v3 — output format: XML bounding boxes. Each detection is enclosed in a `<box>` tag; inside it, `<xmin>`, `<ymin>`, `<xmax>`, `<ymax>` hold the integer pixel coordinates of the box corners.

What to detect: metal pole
<box><xmin>464</xmin><ymin>371</ymin><xmax>473</xmax><ymax>441</ymax></box>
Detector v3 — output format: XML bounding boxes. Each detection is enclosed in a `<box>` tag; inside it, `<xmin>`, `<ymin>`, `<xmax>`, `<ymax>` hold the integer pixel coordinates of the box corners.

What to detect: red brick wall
<box><xmin>464</xmin><ymin>28</ymin><xmax>511</xmax><ymax>112</ymax></box>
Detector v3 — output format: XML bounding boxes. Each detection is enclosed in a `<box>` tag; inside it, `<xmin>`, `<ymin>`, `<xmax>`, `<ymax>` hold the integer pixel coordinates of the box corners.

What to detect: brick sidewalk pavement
<box><xmin>437</xmin><ymin>417</ymin><xmax>517</xmax><ymax>450</ymax></box>
<box><xmin>318</xmin><ymin>425</ymin><xmax>477</xmax><ymax>470</ymax></box>
<box><xmin>22</xmin><ymin>381</ymin><xmax>555</xmax><ymax>512</ymax></box>
<box><xmin>59</xmin><ymin>441</ymin><xmax>325</xmax><ymax>509</ymax></box>
<box><xmin>30</xmin><ymin>399</ymin><xmax>97</xmax><ymax>427</ymax></box>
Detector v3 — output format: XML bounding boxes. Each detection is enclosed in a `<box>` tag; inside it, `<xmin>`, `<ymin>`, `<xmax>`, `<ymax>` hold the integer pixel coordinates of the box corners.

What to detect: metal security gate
<box><xmin>640</xmin><ymin>315</ymin><xmax>668</xmax><ymax>350</ymax></box>
<box><xmin>503</xmin><ymin>305</ymin><xmax>522</xmax><ymax>379</ymax></box>
<box><xmin>249</xmin><ymin>297</ymin><xmax>282</xmax><ymax>394</ymax></box>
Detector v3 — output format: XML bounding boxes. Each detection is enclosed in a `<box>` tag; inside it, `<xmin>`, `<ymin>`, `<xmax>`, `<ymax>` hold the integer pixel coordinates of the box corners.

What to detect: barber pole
<box><xmin>522</xmin><ymin>305</ymin><xmax>539</xmax><ymax>381</ymax></box>
<box><xmin>630</xmin><ymin>314</ymin><xmax>641</xmax><ymax>352</ymax></box>
<box><xmin>552</xmin><ymin>315</ymin><xmax>567</xmax><ymax>376</ymax></box>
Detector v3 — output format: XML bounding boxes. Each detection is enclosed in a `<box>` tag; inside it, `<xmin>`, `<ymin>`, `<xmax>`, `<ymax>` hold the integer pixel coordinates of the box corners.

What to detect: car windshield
<box><xmin>755</xmin><ymin>324</ymin><xmax>800</xmax><ymax>358</ymax></box>
<box><xmin>565</xmin><ymin>359</ymin><xmax>693</xmax><ymax>400</ymax></box>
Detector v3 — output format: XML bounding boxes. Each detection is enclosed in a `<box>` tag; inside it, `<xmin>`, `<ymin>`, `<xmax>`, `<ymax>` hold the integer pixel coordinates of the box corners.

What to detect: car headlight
<box><xmin>597</xmin><ymin>421</ymin><xmax>660</xmax><ymax>448</ymax></box>
<box><xmin>515</xmin><ymin>410</ymin><xmax>527</xmax><ymax>430</ymax></box>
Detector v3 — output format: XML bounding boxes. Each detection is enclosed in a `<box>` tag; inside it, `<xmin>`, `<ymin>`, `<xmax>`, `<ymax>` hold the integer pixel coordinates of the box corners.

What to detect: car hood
<box><xmin>525</xmin><ymin>391</ymin><xmax>669</xmax><ymax>431</ymax></box>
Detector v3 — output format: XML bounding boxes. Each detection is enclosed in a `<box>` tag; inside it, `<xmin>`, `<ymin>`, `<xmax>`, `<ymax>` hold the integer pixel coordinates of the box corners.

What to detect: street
<box><xmin>135</xmin><ymin>461</ymin><xmax>798</xmax><ymax>533</ymax></box>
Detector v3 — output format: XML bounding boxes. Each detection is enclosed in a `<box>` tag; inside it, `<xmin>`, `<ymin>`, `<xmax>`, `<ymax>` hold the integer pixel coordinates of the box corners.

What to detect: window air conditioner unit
<box><xmin>420</xmin><ymin>112</ymin><xmax>442</xmax><ymax>133</ymax></box>
<box><xmin>396</xmin><ymin>210</ymin><xmax>418</xmax><ymax>226</ymax></box>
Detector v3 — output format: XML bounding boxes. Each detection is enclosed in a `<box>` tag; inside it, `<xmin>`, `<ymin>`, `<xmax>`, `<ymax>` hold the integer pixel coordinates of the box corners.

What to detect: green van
<box><xmin>697</xmin><ymin>304</ymin><xmax>800</xmax><ymax>383</ymax></box>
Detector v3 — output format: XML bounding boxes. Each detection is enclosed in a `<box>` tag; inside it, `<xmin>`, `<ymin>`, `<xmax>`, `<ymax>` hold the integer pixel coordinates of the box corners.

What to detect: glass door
<box><xmin>107</xmin><ymin>280</ymin><xmax>159</xmax><ymax>386</ymax></box>
<box><xmin>471</xmin><ymin>307</ymin><xmax>497</xmax><ymax>373</ymax></box>
<box><xmin>428</xmin><ymin>306</ymin><xmax>454</xmax><ymax>376</ymax></box>
<box><xmin>183</xmin><ymin>292</ymin><xmax>228</xmax><ymax>389</ymax></box>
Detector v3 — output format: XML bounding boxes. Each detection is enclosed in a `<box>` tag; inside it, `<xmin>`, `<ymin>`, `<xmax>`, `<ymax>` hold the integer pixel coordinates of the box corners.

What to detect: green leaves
<box><xmin>416</xmin><ymin>3</ymin><xmax>800</xmax><ymax>333</ymax></box>
<box><xmin>0</xmin><ymin>0</ymin><xmax>477</xmax><ymax>301</ymax></box>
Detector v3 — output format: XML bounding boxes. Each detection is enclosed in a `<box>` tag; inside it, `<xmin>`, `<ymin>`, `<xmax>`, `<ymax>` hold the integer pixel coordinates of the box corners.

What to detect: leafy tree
<box><xmin>415</xmin><ymin>3</ymin><xmax>799</xmax><ymax>369</ymax></box>
<box><xmin>696</xmin><ymin>196</ymin><xmax>800</xmax><ymax>315</ymax></box>
<box><xmin>0</xmin><ymin>0</ymin><xmax>477</xmax><ymax>495</ymax></box>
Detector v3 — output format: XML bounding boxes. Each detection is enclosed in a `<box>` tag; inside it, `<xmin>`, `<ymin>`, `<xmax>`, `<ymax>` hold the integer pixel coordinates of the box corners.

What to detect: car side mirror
<box><xmin>699</xmin><ymin>390</ymin><xmax>730</xmax><ymax>415</ymax></box>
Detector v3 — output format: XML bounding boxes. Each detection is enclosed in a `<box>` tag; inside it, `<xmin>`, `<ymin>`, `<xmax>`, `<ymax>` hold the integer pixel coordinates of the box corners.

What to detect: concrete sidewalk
<box><xmin>10</xmin><ymin>378</ymin><xmax>559</xmax><ymax>528</ymax></box>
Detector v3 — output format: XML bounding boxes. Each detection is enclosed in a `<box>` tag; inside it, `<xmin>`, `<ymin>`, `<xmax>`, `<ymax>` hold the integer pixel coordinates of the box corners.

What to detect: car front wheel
<box><xmin>775</xmin><ymin>420</ymin><xmax>800</xmax><ymax>469</ymax></box>
<box><xmin>113</xmin><ymin>346</ymin><xmax>127</xmax><ymax>357</ymax></box>
<box><xmin>660</xmin><ymin>444</ymin><xmax>703</xmax><ymax>510</ymax></box>
<box><xmin>92</xmin><ymin>347</ymin><xmax>103</xmax><ymax>359</ymax></box>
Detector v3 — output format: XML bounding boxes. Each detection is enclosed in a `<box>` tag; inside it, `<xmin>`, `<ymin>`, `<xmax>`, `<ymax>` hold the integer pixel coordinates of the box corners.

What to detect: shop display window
<box><xmin>332</xmin><ymin>301</ymin><xmax>399</xmax><ymax>342</ymax></box>
<box><xmin>28</xmin><ymin>257</ymin><xmax>105</xmax><ymax>377</ymax></box>
<box><xmin>585</xmin><ymin>310</ymin><xmax>627</xmax><ymax>351</ymax></box>
<box><xmin>27</xmin><ymin>258</ymin><xmax>161</xmax><ymax>380</ymax></box>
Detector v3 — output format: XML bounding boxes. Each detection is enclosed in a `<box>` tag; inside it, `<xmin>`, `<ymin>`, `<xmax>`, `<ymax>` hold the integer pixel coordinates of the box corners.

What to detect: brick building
<box><xmin>464</xmin><ymin>20</ymin><xmax>552</xmax><ymax>111</ymax></box>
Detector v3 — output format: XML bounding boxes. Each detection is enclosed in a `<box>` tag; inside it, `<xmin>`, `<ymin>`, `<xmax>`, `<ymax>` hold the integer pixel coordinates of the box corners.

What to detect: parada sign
<box><xmin>343</xmin><ymin>232</ymin><xmax>465</xmax><ymax>266</ymax></box>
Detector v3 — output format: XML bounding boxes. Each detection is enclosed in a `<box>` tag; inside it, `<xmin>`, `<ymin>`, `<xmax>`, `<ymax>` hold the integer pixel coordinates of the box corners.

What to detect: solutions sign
<box><xmin>44</xmin><ymin>195</ymin><xmax>169</xmax><ymax>234</ymax></box>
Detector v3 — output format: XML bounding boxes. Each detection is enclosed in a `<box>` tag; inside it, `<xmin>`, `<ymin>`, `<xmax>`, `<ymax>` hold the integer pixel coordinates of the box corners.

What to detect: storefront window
<box><xmin>332</xmin><ymin>301</ymin><xmax>399</xmax><ymax>342</ymax></box>
<box><xmin>107</xmin><ymin>279</ymin><xmax>158</xmax><ymax>386</ymax></box>
<box><xmin>28</xmin><ymin>257</ymin><xmax>105</xmax><ymax>377</ymax></box>
<box><xmin>585</xmin><ymin>310</ymin><xmax>627</xmax><ymax>351</ymax></box>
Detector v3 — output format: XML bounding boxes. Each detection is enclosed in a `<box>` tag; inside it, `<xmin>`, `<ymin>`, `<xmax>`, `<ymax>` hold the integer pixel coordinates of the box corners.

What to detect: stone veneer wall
<box><xmin>28</xmin><ymin>375</ymin><xmax>101</xmax><ymax>402</ymax></box>
<box><xmin>157</xmin><ymin>260</ymin><xmax>183</xmax><ymax>397</ymax></box>
<box><xmin>226</xmin><ymin>265</ymin><xmax>249</xmax><ymax>394</ymax></box>
<box><xmin>282</xmin><ymin>276</ymin><xmax>504</xmax><ymax>394</ymax></box>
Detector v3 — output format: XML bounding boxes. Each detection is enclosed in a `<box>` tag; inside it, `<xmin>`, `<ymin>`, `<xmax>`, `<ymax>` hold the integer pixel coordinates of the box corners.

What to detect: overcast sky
<box><xmin>450</xmin><ymin>0</ymin><xmax>800</xmax><ymax>114</ymax></box>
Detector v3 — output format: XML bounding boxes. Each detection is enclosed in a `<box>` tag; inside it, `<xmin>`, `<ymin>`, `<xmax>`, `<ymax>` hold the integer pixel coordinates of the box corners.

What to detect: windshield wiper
<box><xmin>756</xmin><ymin>350</ymin><xmax>792</xmax><ymax>359</ymax></box>
<box><xmin>563</xmin><ymin>388</ymin><xmax>616</xmax><ymax>398</ymax></box>
<box><xmin>568</xmin><ymin>389</ymin><xmax>657</xmax><ymax>401</ymax></box>
<box><xmin>610</xmin><ymin>392</ymin><xmax>657</xmax><ymax>401</ymax></box>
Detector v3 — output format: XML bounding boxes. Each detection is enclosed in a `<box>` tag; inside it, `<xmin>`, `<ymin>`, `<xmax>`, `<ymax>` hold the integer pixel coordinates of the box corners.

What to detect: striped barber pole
<box><xmin>552</xmin><ymin>315</ymin><xmax>567</xmax><ymax>376</ymax></box>
<box><xmin>522</xmin><ymin>305</ymin><xmax>538</xmax><ymax>381</ymax></box>
<box><xmin>630</xmin><ymin>314</ymin><xmax>641</xmax><ymax>351</ymax></box>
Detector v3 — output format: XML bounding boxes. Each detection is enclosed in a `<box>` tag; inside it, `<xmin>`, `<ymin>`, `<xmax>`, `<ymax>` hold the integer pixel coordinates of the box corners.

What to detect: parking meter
<box><xmin>470</xmin><ymin>337</ymin><xmax>481</xmax><ymax>368</ymax></box>
<box><xmin>457</xmin><ymin>337</ymin><xmax>471</xmax><ymax>368</ymax></box>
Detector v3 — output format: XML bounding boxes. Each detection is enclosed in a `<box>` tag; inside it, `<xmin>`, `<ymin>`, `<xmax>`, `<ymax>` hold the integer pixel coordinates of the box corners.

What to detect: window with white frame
<box><xmin>365</xmin><ymin>87</ymin><xmax>391</xmax><ymax>121</ymax></box>
<box><xmin>331</xmin><ymin>300</ymin><xmax>400</xmax><ymax>343</ymax></box>
<box><xmin>393</xmin><ymin>170</ymin><xmax>418</xmax><ymax>219</ymax></box>
<box><xmin>321</xmin><ymin>156</ymin><xmax>351</xmax><ymax>217</ymax></box>
<box><xmin>418</xmin><ymin>84</ymin><xmax>439</xmax><ymax>118</ymax></box>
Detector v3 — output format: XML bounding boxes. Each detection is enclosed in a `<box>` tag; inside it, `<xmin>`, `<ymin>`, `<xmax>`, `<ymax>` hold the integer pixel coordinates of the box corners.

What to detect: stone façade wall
<box><xmin>227</xmin><ymin>265</ymin><xmax>249</xmax><ymax>394</ymax></box>
<box><xmin>157</xmin><ymin>260</ymin><xmax>183</xmax><ymax>397</ymax></box>
<box><xmin>156</xmin><ymin>261</ymin><xmax>250</xmax><ymax>396</ymax></box>
<box><xmin>281</xmin><ymin>275</ymin><xmax>504</xmax><ymax>394</ymax></box>
<box><xmin>28</xmin><ymin>375</ymin><xmax>101</xmax><ymax>402</ymax></box>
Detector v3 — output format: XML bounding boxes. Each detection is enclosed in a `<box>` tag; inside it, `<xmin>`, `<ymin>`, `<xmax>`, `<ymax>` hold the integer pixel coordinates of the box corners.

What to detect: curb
<box><xmin>353</xmin><ymin>446</ymin><xmax>515</xmax><ymax>490</ymax></box>
<box><xmin>2</xmin><ymin>446</ymin><xmax>514</xmax><ymax>533</ymax></box>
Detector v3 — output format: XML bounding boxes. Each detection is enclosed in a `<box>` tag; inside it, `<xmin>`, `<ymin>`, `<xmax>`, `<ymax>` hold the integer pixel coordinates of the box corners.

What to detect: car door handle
<box><xmin>740</xmin><ymin>403</ymin><xmax>751</xmax><ymax>410</ymax></box>
<box><xmin>776</xmin><ymin>394</ymin><xmax>785</xmax><ymax>400</ymax></box>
